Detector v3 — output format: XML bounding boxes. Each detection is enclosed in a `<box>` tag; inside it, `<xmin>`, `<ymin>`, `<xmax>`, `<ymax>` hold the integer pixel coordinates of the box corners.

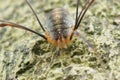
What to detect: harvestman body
<box><xmin>0</xmin><ymin>0</ymin><xmax>95</xmax><ymax>50</ymax></box>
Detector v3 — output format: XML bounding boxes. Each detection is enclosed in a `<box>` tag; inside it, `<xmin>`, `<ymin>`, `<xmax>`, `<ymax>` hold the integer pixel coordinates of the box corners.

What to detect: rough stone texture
<box><xmin>0</xmin><ymin>0</ymin><xmax>120</xmax><ymax>80</ymax></box>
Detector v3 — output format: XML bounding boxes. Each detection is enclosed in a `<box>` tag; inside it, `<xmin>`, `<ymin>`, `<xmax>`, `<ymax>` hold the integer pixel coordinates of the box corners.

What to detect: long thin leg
<box><xmin>74</xmin><ymin>0</ymin><xmax>79</xmax><ymax>28</ymax></box>
<box><xmin>0</xmin><ymin>20</ymin><xmax>47</xmax><ymax>40</ymax></box>
<box><xmin>73</xmin><ymin>31</ymin><xmax>96</xmax><ymax>51</ymax></box>
<box><xmin>74</xmin><ymin>0</ymin><xmax>94</xmax><ymax>30</ymax></box>
<box><xmin>26</xmin><ymin>0</ymin><xmax>46</xmax><ymax>32</ymax></box>
<box><xmin>80</xmin><ymin>35</ymin><xmax>105</xmax><ymax>68</ymax></box>
<box><xmin>70</xmin><ymin>0</ymin><xmax>80</xmax><ymax>40</ymax></box>
<box><xmin>74</xmin><ymin>31</ymin><xmax>106</xmax><ymax>68</ymax></box>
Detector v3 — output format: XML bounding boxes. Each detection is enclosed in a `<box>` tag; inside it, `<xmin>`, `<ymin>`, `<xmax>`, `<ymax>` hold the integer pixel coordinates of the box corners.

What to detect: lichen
<box><xmin>0</xmin><ymin>0</ymin><xmax>120</xmax><ymax>80</ymax></box>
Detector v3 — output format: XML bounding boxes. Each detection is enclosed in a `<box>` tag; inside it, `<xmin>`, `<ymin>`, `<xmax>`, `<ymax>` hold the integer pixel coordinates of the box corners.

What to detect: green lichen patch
<box><xmin>0</xmin><ymin>0</ymin><xmax>120</xmax><ymax>80</ymax></box>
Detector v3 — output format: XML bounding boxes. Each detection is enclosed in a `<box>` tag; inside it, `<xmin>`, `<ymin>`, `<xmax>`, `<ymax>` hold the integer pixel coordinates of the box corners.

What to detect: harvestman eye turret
<box><xmin>0</xmin><ymin>0</ymin><xmax>95</xmax><ymax>51</ymax></box>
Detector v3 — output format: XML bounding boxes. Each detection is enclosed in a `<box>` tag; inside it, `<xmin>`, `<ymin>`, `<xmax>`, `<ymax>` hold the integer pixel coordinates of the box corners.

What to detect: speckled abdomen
<box><xmin>46</xmin><ymin>8</ymin><xmax>74</xmax><ymax>41</ymax></box>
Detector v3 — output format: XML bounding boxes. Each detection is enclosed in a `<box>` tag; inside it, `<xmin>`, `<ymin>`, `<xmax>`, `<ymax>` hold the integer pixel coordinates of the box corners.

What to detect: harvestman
<box><xmin>0</xmin><ymin>0</ymin><xmax>95</xmax><ymax>52</ymax></box>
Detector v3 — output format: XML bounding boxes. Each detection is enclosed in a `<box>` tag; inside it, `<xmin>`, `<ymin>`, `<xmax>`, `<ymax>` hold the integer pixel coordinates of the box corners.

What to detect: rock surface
<box><xmin>0</xmin><ymin>0</ymin><xmax>120</xmax><ymax>80</ymax></box>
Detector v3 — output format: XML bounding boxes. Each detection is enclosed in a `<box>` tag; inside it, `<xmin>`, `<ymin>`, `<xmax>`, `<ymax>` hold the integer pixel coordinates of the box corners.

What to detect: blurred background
<box><xmin>0</xmin><ymin>0</ymin><xmax>120</xmax><ymax>80</ymax></box>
